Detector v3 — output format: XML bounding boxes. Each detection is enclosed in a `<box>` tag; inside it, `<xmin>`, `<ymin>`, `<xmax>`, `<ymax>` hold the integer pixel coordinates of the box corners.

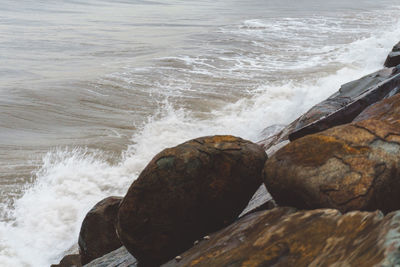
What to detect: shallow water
<box><xmin>0</xmin><ymin>0</ymin><xmax>400</xmax><ymax>265</ymax></box>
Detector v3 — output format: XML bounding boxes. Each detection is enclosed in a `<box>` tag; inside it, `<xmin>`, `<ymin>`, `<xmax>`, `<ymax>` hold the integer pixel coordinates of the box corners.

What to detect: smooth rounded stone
<box><xmin>51</xmin><ymin>254</ymin><xmax>82</xmax><ymax>267</ymax></box>
<box><xmin>264</xmin><ymin>119</ymin><xmax>400</xmax><ymax>213</ymax></box>
<box><xmin>354</xmin><ymin>92</ymin><xmax>400</xmax><ymax>124</ymax></box>
<box><xmin>117</xmin><ymin>135</ymin><xmax>267</xmax><ymax>267</ymax></box>
<box><xmin>162</xmin><ymin>208</ymin><xmax>400</xmax><ymax>267</ymax></box>
<box><xmin>79</xmin><ymin>197</ymin><xmax>123</xmax><ymax>265</ymax></box>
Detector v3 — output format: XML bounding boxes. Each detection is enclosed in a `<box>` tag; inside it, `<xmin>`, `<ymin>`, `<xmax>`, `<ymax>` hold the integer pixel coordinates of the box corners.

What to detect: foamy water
<box><xmin>1</xmin><ymin>1</ymin><xmax>400</xmax><ymax>266</ymax></box>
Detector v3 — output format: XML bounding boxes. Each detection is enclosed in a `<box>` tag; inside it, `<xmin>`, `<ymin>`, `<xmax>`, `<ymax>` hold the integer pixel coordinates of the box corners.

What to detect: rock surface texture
<box><xmin>288</xmin><ymin>68</ymin><xmax>400</xmax><ymax>141</ymax></box>
<box><xmin>265</xmin><ymin>119</ymin><xmax>400</xmax><ymax>213</ymax></box>
<box><xmin>385</xmin><ymin>42</ymin><xmax>400</xmax><ymax>67</ymax></box>
<box><xmin>258</xmin><ymin>68</ymin><xmax>399</xmax><ymax>151</ymax></box>
<box><xmin>84</xmin><ymin>247</ymin><xmax>137</xmax><ymax>267</ymax></box>
<box><xmin>162</xmin><ymin>208</ymin><xmax>400</xmax><ymax>267</ymax></box>
<box><xmin>79</xmin><ymin>197</ymin><xmax>123</xmax><ymax>265</ymax></box>
<box><xmin>117</xmin><ymin>136</ymin><xmax>267</xmax><ymax>267</ymax></box>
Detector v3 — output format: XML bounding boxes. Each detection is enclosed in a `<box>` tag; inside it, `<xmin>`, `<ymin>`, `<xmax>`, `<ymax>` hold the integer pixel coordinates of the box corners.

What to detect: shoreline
<box><xmin>52</xmin><ymin>40</ymin><xmax>400</xmax><ymax>266</ymax></box>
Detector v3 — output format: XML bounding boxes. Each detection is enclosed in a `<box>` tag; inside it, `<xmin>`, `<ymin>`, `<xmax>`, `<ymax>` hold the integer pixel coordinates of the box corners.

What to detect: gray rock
<box><xmin>84</xmin><ymin>247</ymin><xmax>137</xmax><ymax>267</ymax></box>
<box><xmin>238</xmin><ymin>185</ymin><xmax>275</xmax><ymax>218</ymax></box>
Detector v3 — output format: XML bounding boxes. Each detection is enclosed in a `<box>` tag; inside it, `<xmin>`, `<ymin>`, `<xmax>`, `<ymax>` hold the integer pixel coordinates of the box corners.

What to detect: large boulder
<box><xmin>264</xmin><ymin>119</ymin><xmax>400</xmax><ymax>213</ymax></box>
<box><xmin>79</xmin><ymin>197</ymin><xmax>123</xmax><ymax>265</ymax></box>
<box><xmin>117</xmin><ymin>135</ymin><xmax>267</xmax><ymax>267</ymax></box>
<box><xmin>162</xmin><ymin>208</ymin><xmax>400</xmax><ymax>267</ymax></box>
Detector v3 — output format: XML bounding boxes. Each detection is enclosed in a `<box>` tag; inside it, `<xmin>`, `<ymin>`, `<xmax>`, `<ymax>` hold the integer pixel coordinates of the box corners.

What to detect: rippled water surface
<box><xmin>1</xmin><ymin>0</ymin><xmax>400</xmax><ymax>265</ymax></box>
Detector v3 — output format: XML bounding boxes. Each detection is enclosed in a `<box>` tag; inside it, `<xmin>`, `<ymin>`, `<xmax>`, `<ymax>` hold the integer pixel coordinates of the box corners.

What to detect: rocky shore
<box><xmin>52</xmin><ymin>41</ymin><xmax>400</xmax><ymax>267</ymax></box>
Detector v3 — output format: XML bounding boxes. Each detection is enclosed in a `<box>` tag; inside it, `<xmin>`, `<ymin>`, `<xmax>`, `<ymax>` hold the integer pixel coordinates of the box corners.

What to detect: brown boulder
<box><xmin>162</xmin><ymin>208</ymin><xmax>400</xmax><ymax>267</ymax></box>
<box><xmin>354</xmin><ymin>92</ymin><xmax>400</xmax><ymax>124</ymax></box>
<box><xmin>117</xmin><ymin>135</ymin><xmax>267</xmax><ymax>267</ymax></box>
<box><xmin>264</xmin><ymin>119</ymin><xmax>400</xmax><ymax>213</ymax></box>
<box><xmin>78</xmin><ymin>196</ymin><xmax>122</xmax><ymax>265</ymax></box>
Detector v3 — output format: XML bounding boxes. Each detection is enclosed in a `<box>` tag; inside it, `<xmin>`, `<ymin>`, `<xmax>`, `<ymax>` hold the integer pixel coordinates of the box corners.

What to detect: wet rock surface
<box><xmin>265</xmin><ymin>119</ymin><xmax>400</xmax><ymax>213</ymax></box>
<box><xmin>288</xmin><ymin>68</ymin><xmax>400</xmax><ymax>141</ymax></box>
<box><xmin>79</xmin><ymin>197</ymin><xmax>123</xmax><ymax>265</ymax></box>
<box><xmin>84</xmin><ymin>247</ymin><xmax>137</xmax><ymax>267</ymax></box>
<box><xmin>385</xmin><ymin>42</ymin><xmax>400</xmax><ymax>67</ymax></box>
<box><xmin>258</xmin><ymin>68</ymin><xmax>399</xmax><ymax>150</ymax></box>
<box><xmin>117</xmin><ymin>135</ymin><xmax>267</xmax><ymax>267</ymax></box>
<box><xmin>162</xmin><ymin>208</ymin><xmax>400</xmax><ymax>267</ymax></box>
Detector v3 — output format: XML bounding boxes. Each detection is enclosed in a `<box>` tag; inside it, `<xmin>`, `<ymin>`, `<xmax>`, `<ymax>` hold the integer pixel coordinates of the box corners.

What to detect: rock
<box><xmin>384</xmin><ymin>52</ymin><xmax>400</xmax><ymax>68</ymax></box>
<box><xmin>264</xmin><ymin>119</ymin><xmax>400</xmax><ymax>213</ymax></box>
<box><xmin>83</xmin><ymin>246</ymin><xmax>137</xmax><ymax>267</ymax></box>
<box><xmin>392</xmin><ymin>41</ymin><xmax>400</xmax><ymax>52</ymax></box>
<box><xmin>257</xmin><ymin>124</ymin><xmax>293</xmax><ymax>153</ymax></box>
<box><xmin>51</xmin><ymin>254</ymin><xmax>82</xmax><ymax>267</ymax></box>
<box><xmin>117</xmin><ymin>135</ymin><xmax>267</xmax><ymax>267</ymax></box>
<box><xmin>384</xmin><ymin>41</ymin><xmax>400</xmax><ymax>67</ymax></box>
<box><xmin>161</xmin><ymin>208</ymin><xmax>400</xmax><ymax>267</ymax></box>
<box><xmin>354</xmin><ymin>92</ymin><xmax>400</xmax><ymax>124</ymax></box>
<box><xmin>79</xmin><ymin>197</ymin><xmax>123</xmax><ymax>265</ymax></box>
<box><xmin>258</xmin><ymin>68</ymin><xmax>399</xmax><ymax>150</ymax></box>
<box><xmin>238</xmin><ymin>185</ymin><xmax>275</xmax><ymax>218</ymax></box>
<box><xmin>288</xmin><ymin>68</ymin><xmax>400</xmax><ymax>141</ymax></box>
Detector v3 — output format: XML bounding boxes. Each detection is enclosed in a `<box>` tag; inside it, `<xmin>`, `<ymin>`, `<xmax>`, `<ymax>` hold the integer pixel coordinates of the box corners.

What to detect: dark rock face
<box><xmin>384</xmin><ymin>52</ymin><xmax>400</xmax><ymax>68</ymax></box>
<box><xmin>162</xmin><ymin>208</ymin><xmax>400</xmax><ymax>267</ymax></box>
<box><xmin>117</xmin><ymin>136</ymin><xmax>267</xmax><ymax>267</ymax></box>
<box><xmin>384</xmin><ymin>41</ymin><xmax>400</xmax><ymax>67</ymax></box>
<box><xmin>264</xmin><ymin>119</ymin><xmax>400</xmax><ymax>213</ymax></box>
<box><xmin>83</xmin><ymin>247</ymin><xmax>137</xmax><ymax>267</ymax></box>
<box><xmin>258</xmin><ymin>68</ymin><xmax>399</xmax><ymax>151</ymax></box>
<box><xmin>79</xmin><ymin>197</ymin><xmax>123</xmax><ymax>265</ymax></box>
<box><xmin>354</xmin><ymin>92</ymin><xmax>400</xmax><ymax>123</ymax></box>
<box><xmin>51</xmin><ymin>254</ymin><xmax>82</xmax><ymax>267</ymax></box>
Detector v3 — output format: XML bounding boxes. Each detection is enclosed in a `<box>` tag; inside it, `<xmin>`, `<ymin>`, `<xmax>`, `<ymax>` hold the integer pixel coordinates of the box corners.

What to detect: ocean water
<box><xmin>0</xmin><ymin>0</ymin><xmax>400</xmax><ymax>266</ymax></box>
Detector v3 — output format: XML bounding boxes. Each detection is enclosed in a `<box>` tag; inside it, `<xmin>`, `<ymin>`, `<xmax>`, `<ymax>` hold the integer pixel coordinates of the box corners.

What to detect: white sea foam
<box><xmin>1</xmin><ymin>5</ymin><xmax>400</xmax><ymax>267</ymax></box>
